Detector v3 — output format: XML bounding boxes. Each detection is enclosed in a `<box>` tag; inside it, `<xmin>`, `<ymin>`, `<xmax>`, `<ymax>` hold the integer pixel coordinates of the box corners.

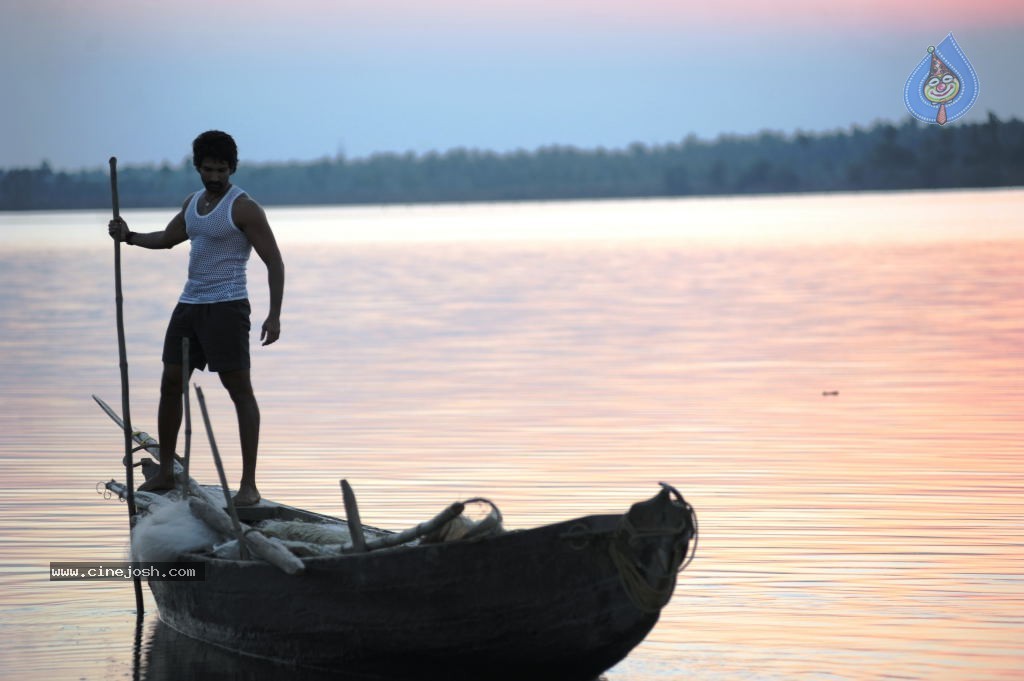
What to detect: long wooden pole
<box><xmin>181</xmin><ymin>338</ymin><xmax>191</xmax><ymax>485</ymax></box>
<box><xmin>194</xmin><ymin>385</ymin><xmax>250</xmax><ymax>560</ymax></box>
<box><xmin>109</xmin><ymin>156</ymin><xmax>145</xmax><ymax>617</ymax></box>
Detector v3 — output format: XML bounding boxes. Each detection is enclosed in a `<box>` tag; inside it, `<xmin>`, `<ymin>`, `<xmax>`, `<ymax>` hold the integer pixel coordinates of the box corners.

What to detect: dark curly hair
<box><xmin>192</xmin><ymin>130</ymin><xmax>238</xmax><ymax>172</ymax></box>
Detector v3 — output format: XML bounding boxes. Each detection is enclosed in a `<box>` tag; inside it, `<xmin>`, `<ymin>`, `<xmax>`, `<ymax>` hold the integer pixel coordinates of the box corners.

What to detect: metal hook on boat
<box><xmin>96</xmin><ymin>481</ymin><xmax>113</xmax><ymax>500</ymax></box>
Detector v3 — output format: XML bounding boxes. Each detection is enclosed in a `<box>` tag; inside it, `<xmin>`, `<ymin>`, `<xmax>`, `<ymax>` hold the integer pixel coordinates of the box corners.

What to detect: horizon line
<box><xmin>5</xmin><ymin>110</ymin><xmax>1017</xmax><ymax>173</ymax></box>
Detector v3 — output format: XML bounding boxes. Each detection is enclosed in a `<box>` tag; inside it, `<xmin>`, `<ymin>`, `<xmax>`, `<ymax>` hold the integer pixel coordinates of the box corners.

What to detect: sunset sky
<box><xmin>3</xmin><ymin>0</ymin><xmax>1023</xmax><ymax>169</ymax></box>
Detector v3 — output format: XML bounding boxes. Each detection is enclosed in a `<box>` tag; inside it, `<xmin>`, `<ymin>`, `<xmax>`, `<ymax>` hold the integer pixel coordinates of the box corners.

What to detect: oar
<box><xmin>109</xmin><ymin>156</ymin><xmax>144</xmax><ymax>618</ymax></box>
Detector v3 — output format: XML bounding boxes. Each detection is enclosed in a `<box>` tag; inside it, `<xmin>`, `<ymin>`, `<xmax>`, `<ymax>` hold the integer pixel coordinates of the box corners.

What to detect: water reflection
<box><xmin>1</xmin><ymin>192</ymin><xmax>1022</xmax><ymax>680</ymax></box>
<box><xmin>142</xmin><ymin>620</ymin><xmax>341</xmax><ymax>681</ymax></box>
<box><xmin>140</xmin><ymin>620</ymin><xmax>610</xmax><ymax>681</ymax></box>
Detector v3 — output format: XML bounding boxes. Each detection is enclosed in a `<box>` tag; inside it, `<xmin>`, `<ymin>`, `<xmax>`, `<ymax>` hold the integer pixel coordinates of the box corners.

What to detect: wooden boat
<box><xmin>96</xmin><ymin>396</ymin><xmax>697</xmax><ymax>681</ymax></box>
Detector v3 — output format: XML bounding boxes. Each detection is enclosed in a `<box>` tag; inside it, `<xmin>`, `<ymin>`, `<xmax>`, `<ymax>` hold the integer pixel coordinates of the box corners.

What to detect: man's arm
<box><xmin>108</xmin><ymin>198</ymin><xmax>189</xmax><ymax>249</ymax></box>
<box><xmin>234</xmin><ymin>196</ymin><xmax>284</xmax><ymax>346</ymax></box>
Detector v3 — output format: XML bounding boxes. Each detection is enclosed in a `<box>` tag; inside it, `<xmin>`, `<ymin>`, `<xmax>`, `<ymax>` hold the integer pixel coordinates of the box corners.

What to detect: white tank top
<box><xmin>179</xmin><ymin>185</ymin><xmax>252</xmax><ymax>304</ymax></box>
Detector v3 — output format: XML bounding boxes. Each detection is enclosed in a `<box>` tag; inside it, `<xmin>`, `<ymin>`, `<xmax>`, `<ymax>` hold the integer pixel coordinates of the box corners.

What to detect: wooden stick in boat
<box><xmin>187</xmin><ymin>496</ymin><xmax>305</xmax><ymax>575</ymax></box>
<box><xmin>93</xmin><ymin>395</ymin><xmax>211</xmax><ymax>504</ymax></box>
<box><xmin>93</xmin><ymin>395</ymin><xmax>181</xmax><ymax>473</ymax></box>
<box><xmin>109</xmin><ymin>155</ymin><xmax>144</xmax><ymax>619</ymax></box>
<box><xmin>194</xmin><ymin>385</ymin><xmax>250</xmax><ymax>561</ymax></box>
<box><xmin>340</xmin><ymin>479</ymin><xmax>367</xmax><ymax>553</ymax></box>
<box><xmin>363</xmin><ymin>501</ymin><xmax>466</xmax><ymax>551</ymax></box>
<box><xmin>105</xmin><ymin>480</ymin><xmax>304</xmax><ymax>574</ymax></box>
<box><xmin>95</xmin><ymin>395</ymin><xmax>152</xmax><ymax>452</ymax></box>
<box><xmin>181</xmin><ymin>338</ymin><xmax>192</xmax><ymax>484</ymax></box>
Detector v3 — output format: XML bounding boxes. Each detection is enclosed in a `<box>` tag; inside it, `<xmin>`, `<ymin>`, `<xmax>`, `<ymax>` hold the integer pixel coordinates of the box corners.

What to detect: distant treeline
<box><xmin>2</xmin><ymin>113</ymin><xmax>1022</xmax><ymax>211</ymax></box>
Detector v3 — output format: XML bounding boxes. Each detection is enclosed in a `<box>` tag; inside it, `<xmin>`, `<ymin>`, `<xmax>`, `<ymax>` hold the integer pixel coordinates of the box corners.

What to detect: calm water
<box><xmin>1</xmin><ymin>189</ymin><xmax>1022</xmax><ymax>680</ymax></box>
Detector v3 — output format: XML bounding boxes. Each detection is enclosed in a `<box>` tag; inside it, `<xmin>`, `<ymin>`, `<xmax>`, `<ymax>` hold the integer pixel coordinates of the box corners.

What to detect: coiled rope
<box><xmin>609</xmin><ymin>485</ymin><xmax>698</xmax><ymax>613</ymax></box>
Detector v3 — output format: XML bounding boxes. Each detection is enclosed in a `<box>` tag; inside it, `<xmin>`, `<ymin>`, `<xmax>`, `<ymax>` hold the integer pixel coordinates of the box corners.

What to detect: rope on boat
<box><xmin>679</xmin><ymin>497</ymin><xmax>699</xmax><ymax>574</ymax></box>
<box><xmin>609</xmin><ymin>483</ymin><xmax>698</xmax><ymax>614</ymax></box>
<box><xmin>660</xmin><ymin>482</ymin><xmax>698</xmax><ymax>574</ymax></box>
<box><xmin>455</xmin><ymin>497</ymin><xmax>504</xmax><ymax>540</ymax></box>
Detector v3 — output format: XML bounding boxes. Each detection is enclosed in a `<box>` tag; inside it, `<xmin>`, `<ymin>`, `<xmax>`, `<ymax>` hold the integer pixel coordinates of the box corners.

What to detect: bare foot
<box><xmin>232</xmin><ymin>486</ymin><xmax>261</xmax><ymax>507</ymax></box>
<box><xmin>139</xmin><ymin>472</ymin><xmax>175</xmax><ymax>492</ymax></box>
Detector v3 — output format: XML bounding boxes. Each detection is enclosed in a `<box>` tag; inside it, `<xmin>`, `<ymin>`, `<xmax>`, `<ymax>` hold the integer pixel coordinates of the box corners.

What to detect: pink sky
<box><xmin>50</xmin><ymin>0</ymin><xmax>1024</xmax><ymax>34</ymax></box>
<box><xmin>6</xmin><ymin>0</ymin><xmax>1024</xmax><ymax>167</ymax></box>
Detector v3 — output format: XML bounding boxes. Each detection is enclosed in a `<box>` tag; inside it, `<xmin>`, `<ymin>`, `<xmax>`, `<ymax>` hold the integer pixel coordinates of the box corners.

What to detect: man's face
<box><xmin>198</xmin><ymin>159</ymin><xmax>233</xmax><ymax>194</ymax></box>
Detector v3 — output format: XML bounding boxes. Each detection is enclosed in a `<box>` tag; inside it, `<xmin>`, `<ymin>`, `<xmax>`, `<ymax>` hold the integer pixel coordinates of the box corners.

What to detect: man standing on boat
<box><xmin>107</xmin><ymin>130</ymin><xmax>284</xmax><ymax>506</ymax></box>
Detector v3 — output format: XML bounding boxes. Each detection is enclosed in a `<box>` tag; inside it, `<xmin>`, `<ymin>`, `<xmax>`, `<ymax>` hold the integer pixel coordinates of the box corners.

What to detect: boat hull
<box><xmin>151</xmin><ymin>513</ymin><xmax>666</xmax><ymax>680</ymax></box>
<box><xmin>93</xmin><ymin>394</ymin><xmax>695</xmax><ymax>678</ymax></box>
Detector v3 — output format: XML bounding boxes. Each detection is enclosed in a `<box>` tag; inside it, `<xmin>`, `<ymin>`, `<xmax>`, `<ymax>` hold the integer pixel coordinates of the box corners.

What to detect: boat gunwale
<box><xmin>178</xmin><ymin>510</ymin><xmax>623</xmax><ymax>568</ymax></box>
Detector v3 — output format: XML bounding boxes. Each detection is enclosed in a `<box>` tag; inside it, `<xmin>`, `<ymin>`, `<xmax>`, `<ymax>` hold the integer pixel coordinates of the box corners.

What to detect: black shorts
<box><xmin>162</xmin><ymin>300</ymin><xmax>251</xmax><ymax>373</ymax></box>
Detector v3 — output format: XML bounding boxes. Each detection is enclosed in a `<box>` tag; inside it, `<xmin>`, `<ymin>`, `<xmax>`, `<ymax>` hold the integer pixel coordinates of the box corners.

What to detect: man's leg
<box><xmin>219</xmin><ymin>368</ymin><xmax>261</xmax><ymax>506</ymax></box>
<box><xmin>139</xmin><ymin>362</ymin><xmax>190</xmax><ymax>491</ymax></box>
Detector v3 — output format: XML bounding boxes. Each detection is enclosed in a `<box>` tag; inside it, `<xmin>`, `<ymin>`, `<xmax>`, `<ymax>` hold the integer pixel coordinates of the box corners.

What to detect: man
<box><xmin>108</xmin><ymin>130</ymin><xmax>284</xmax><ymax>506</ymax></box>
